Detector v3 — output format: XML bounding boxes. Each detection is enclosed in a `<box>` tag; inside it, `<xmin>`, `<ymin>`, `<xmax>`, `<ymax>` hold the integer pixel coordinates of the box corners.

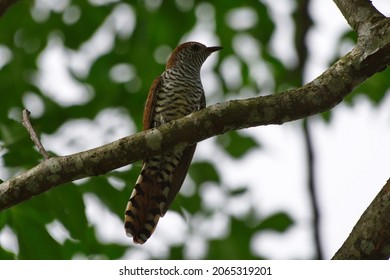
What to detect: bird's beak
<box><xmin>206</xmin><ymin>46</ymin><xmax>223</xmax><ymax>53</ymax></box>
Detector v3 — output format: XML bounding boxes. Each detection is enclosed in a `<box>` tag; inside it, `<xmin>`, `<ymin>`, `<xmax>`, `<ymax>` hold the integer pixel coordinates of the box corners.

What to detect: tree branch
<box><xmin>1</xmin><ymin>26</ymin><xmax>390</xmax><ymax>211</ymax></box>
<box><xmin>22</xmin><ymin>109</ymin><xmax>51</xmax><ymax>160</ymax></box>
<box><xmin>332</xmin><ymin>179</ymin><xmax>390</xmax><ymax>259</ymax></box>
<box><xmin>333</xmin><ymin>0</ymin><xmax>385</xmax><ymax>35</ymax></box>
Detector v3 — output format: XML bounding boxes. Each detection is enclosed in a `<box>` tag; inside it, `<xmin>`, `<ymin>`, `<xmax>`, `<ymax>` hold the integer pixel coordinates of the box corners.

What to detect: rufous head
<box><xmin>166</xmin><ymin>41</ymin><xmax>222</xmax><ymax>70</ymax></box>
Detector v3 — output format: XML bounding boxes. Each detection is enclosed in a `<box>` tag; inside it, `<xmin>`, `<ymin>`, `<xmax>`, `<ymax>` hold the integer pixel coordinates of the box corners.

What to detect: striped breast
<box><xmin>154</xmin><ymin>67</ymin><xmax>206</xmax><ymax>125</ymax></box>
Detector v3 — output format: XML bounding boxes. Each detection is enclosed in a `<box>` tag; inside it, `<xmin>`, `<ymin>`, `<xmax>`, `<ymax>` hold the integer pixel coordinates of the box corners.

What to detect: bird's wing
<box><xmin>141</xmin><ymin>74</ymin><xmax>198</xmax><ymax>216</ymax></box>
<box><xmin>143</xmin><ymin>75</ymin><xmax>162</xmax><ymax>130</ymax></box>
<box><xmin>161</xmin><ymin>95</ymin><xmax>205</xmax><ymax>215</ymax></box>
<box><xmin>161</xmin><ymin>145</ymin><xmax>196</xmax><ymax>215</ymax></box>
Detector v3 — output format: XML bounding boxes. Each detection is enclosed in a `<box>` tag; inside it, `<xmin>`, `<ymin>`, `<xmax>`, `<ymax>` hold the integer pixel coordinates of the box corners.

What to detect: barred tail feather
<box><xmin>124</xmin><ymin>166</ymin><xmax>170</xmax><ymax>244</ymax></box>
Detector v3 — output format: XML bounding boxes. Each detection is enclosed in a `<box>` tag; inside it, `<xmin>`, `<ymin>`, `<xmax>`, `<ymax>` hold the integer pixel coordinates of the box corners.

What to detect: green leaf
<box><xmin>84</xmin><ymin>176</ymin><xmax>130</xmax><ymax>218</ymax></box>
<box><xmin>228</xmin><ymin>186</ymin><xmax>248</xmax><ymax>196</ymax></box>
<box><xmin>11</xmin><ymin>208</ymin><xmax>63</xmax><ymax>259</ymax></box>
<box><xmin>217</xmin><ymin>131</ymin><xmax>259</xmax><ymax>158</ymax></box>
<box><xmin>48</xmin><ymin>183</ymin><xmax>89</xmax><ymax>241</ymax></box>
<box><xmin>189</xmin><ymin>161</ymin><xmax>220</xmax><ymax>185</ymax></box>
<box><xmin>347</xmin><ymin>67</ymin><xmax>390</xmax><ymax>104</ymax></box>
<box><xmin>0</xmin><ymin>246</ymin><xmax>15</xmax><ymax>260</ymax></box>
<box><xmin>257</xmin><ymin>212</ymin><xmax>294</xmax><ymax>232</ymax></box>
<box><xmin>207</xmin><ymin>218</ymin><xmax>259</xmax><ymax>259</ymax></box>
<box><xmin>62</xmin><ymin>227</ymin><xmax>127</xmax><ymax>259</ymax></box>
<box><xmin>172</xmin><ymin>190</ymin><xmax>202</xmax><ymax>215</ymax></box>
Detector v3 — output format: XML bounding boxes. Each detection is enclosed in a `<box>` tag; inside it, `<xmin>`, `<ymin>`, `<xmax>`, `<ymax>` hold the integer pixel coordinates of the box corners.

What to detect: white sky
<box><xmin>1</xmin><ymin>0</ymin><xmax>390</xmax><ymax>260</ymax></box>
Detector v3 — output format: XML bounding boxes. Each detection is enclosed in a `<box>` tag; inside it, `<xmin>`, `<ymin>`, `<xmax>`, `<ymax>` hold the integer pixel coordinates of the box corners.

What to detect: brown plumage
<box><xmin>124</xmin><ymin>41</ymin><xmax>222</xmax><ymax>244</ymax></box>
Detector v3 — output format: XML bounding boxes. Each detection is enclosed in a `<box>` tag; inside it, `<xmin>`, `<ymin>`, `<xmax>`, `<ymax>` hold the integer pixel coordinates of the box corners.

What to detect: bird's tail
<box><xmin>124</xmin><ymin>148</ymin><xmax>193</xmax><ymax>244</ymax></box>
<box><xmin>124</xmin><ymin>163</ymin><xmax>168</xmax><ymax>244</ymax></box>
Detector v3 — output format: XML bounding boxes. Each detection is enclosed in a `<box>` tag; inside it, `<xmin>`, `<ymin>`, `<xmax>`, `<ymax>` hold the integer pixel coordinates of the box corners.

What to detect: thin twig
<box><xmin>303</xmin><ymin>119</ymin><xmax>323</xmax><ymax>259</ymax></box>
<box><xmin>293</xmin><ymin>0</ymin><xmax>323</xmax><ymax>259</ymax></box>
<box><xmin>21</xmin><ymin>109</ymin><xmax>50</xmax><ymax>160</ymax></box>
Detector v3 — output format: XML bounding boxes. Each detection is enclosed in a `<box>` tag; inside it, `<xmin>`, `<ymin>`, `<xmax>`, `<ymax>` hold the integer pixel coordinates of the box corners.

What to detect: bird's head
<box><xmin>166</xmin><ymin>41</ymin><xmax>222</xmax><ymax>71</ymax></box>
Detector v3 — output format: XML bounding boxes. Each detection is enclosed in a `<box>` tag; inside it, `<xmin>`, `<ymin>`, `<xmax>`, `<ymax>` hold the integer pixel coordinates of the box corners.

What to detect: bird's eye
<box><xmin>191</xmin><ymin>44</ymin><xmax>201</xmax><ymax>52</ymax></box>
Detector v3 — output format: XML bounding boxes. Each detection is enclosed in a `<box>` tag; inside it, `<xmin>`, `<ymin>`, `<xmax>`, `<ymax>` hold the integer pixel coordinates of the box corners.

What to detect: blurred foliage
<box><xmin>0</xmin><ymin>0</ymin><xmax>388</xmax><ymax>260</ymax></box>
<box><xmin>217</xmin><ymin>131</ymin><xmax>259</xmax><ymax>158</ymax></box>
